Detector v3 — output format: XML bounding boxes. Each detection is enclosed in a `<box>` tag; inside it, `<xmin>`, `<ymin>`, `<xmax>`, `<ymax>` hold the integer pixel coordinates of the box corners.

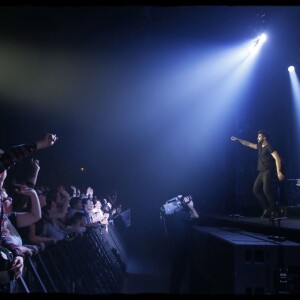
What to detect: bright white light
<box><xmin>248</xmin><ymin>33</ymin><xmax>267</xmax><ymax>56</ymax></box>
<box><xmin>259</xmin><ymin>34</ymin><xmax>267</xmax><ymax>44</ymax></box>
<box><xmin>288</xmin><ymin>66</ymin><xmax>295</xmax><ymax>72</ymax></box>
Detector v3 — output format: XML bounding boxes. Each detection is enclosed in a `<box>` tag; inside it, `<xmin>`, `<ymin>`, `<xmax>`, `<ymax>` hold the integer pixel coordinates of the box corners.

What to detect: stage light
<box><xmin>248</xmin><ymin>33</ymin><xmax>267</xmax><ymax>56</ymax></box>
<box><xmin>288</xmin><ymin>65</ymin><xmax>300</xmax><ymax>176</ymax></box>
<box><xmin>259</xmin><ymin>33</ymin><xmax>267</xmax><ymax>44</ymax></box>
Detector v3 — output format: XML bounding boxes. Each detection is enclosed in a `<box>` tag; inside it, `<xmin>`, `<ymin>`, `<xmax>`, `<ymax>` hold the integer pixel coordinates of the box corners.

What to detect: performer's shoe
<box><xmin>260</xmin><ymin>209</ymin><xmax>269</xmax><ymax>218</ymax></box>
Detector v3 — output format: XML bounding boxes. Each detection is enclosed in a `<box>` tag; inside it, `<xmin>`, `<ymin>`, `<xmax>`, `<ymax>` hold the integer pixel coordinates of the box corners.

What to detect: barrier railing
<box><xmin>11</xmin><ymin>223</ymin><xmax>128</xmax><ymax>293</ymax></box>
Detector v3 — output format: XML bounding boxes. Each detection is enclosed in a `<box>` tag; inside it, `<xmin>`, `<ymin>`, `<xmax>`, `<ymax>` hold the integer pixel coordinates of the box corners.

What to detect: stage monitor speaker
<box><xmin>189</xmin><ymin>226</ymin><xmax>300</xmax><ymax>295</ymax></box>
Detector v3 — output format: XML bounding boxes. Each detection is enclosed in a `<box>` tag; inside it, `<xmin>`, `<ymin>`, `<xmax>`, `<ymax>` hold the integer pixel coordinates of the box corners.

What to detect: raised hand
<box><xmin>36</xmin><ymin>133</ymin><xmax>58</xmax><ymax>150</ymax></box>
<box><xmin>31</xmin><ymin>158</ymin><xmax>40</xmax><ymax>171</ymax></box>
<box><xmin>86</xmin><ymin>187</ymin><xmax>94</xmax><ymax>197</ymax></box>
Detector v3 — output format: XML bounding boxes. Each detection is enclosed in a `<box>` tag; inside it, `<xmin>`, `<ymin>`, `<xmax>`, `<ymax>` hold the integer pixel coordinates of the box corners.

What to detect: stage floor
<box><xmin>199</xmin><ymin>212</ymin><xmax>300</xmax><ymax>244</ymax></box>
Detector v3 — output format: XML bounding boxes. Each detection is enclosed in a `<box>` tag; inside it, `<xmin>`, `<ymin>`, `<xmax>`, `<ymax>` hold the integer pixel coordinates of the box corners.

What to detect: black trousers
<box><xmin>253</xmin><ymin>169</ymin><xmax>276</xmax><ymax>212</ymax></box>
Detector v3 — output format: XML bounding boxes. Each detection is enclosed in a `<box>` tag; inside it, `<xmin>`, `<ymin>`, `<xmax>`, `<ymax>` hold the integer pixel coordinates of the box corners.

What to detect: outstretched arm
<box><xmin>231</xmin><ymin>136</ymin><xmax>257</xmax><ymax>149</ymax></box>
<box><xmin>0</xmin><ymin>133</ymin><xmax>58</xmax><ymax>173</ymax></box>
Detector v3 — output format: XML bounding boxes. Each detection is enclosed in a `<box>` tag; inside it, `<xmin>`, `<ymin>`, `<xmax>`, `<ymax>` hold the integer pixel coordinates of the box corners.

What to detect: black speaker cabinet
<box><xmin>189</xmin><ymin>226</ymin><xmax>300</xmax><ymax>295</ymax></box>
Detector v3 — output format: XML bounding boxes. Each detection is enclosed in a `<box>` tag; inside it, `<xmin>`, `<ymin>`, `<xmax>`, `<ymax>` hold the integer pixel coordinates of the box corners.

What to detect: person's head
<box><xmin>6</xmin><ymin>185</ymin><xmax>32</xmax><ymax>212</ymax></box>
<box><xmin>86</xmin><ymin>198</ymin><xmax>93</xmax><ymax>211</ymax></box>
<box><xmin>45</xmin><ymin>189</ymin><xmax>60</xmax><ymax>210</ymax></box>
<box><xmin>66</xmin><ymin>212</ymin><xmax>86</xmax><ymax>227</ymax></box>
<box><xmin>116</xmin><ymin>204</ymin><xmax>122</xmax><ymax>214</ymax></box>
<box><xmin>93</xmin><ymin>199</ymin><xmax>102</xmax><ymax>209</ymax></box>
<box><xmin>257</xmin><ymin>130</ymin><xmax>270</xmax><ymax>144</ymax></box>
<box><xmin>70</xmin><ymin>197</ymin><xmax>83</xmax><ymax>209</ymax></box>
<box><xmin>82</xmin><ymin>197</ymin><xmax>93</xmax><ymax>211</ymax></box>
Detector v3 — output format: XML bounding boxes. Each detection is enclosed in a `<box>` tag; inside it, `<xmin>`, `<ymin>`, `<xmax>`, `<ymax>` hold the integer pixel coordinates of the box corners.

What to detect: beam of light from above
<box><xmin>137</xmin><ymin>36</ymin><xmax>268</xmax><ymax>176</ymax></box>
<box><xmin>289</xmin><ymin>66</ymin><xmax>300</xmax><ymax>170</ymax></box>
<box><xmin>84</xmin><ymin>35</ymin><xmax>269</xmax><ymax>184</ymax></box>
<box><xmin>289</xmin><ymin>67</ymin><xmax>300</xmax><ymax>104</ymax></box>
<box><xmin>289</xmin><ymin>66</ymin><xmax>300</xmax><ymax>123</ymax></box>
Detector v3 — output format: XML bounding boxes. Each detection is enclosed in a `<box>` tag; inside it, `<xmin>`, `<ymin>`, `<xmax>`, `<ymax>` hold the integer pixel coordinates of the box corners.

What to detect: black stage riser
<box><xmin>189</xmin><ymin>226</ymin><xmax>300</xmax><ymax>295</ymax></box>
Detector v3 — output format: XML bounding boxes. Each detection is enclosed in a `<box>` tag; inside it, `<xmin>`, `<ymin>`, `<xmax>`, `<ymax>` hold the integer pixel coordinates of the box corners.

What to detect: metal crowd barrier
<box><xmin>11</xmin><ymin>224</ymin><xmax>128</xmax><ymax>294</ymax></box>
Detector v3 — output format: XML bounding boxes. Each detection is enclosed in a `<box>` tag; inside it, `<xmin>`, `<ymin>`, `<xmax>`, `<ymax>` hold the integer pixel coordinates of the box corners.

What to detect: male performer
<box><xmin>231</xmin><ymin>130</ymin><xmax>285</xmax><ymax>218</ymax></box>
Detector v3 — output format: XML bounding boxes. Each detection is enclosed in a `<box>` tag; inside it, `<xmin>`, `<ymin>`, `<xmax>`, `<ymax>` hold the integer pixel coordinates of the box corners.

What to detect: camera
<box><xmin>160</xmin><ymin>195</ymin><xmax>193</xmax><ymax>216</ymax></box>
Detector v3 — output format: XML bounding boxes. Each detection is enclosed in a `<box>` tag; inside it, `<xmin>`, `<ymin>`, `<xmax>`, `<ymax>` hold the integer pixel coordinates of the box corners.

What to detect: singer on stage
<box><xmin>231</xmin><ymin>130</ymin><xmax>285</xmax><ymax>219</ymax></box>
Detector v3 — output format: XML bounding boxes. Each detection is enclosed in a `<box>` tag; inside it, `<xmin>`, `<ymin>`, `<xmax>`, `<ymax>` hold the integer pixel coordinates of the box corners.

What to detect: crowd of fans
<box><xmin>0</xmin><ymin>133</ymin><xmax>126</xmax><ymax>293</ymax></box>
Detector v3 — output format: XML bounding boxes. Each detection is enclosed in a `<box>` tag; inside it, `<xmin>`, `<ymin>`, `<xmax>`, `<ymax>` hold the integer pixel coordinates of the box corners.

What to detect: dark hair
<box><xmin>66</xmin><ymin>212</ymin><xmax>85</xmax><ymax>226</ymax></box>
<box><xmin>258</xmin><ymin>130</ymin><xmax>270</xmax><ymax>140</ymax></box>
<box><xmin>81</xmin><ymin>197</ymin><xmax>90</xmax><ymax>206</ymax></box>
<box><xmin>45</xmin><ymin>189</ymin><xmax>59</xmax><ymax>210</ymax></box>
<box><xmin>69</xmin><ymin>197</ymin><xmax>82</xmax><ymax>208</ymax></box>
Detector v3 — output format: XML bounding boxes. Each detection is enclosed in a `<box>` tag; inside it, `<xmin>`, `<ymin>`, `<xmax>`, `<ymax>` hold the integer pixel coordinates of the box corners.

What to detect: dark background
<box><xmin>0</xmin><ymin>5</ymin><xmax>299</xmax><ymax>245</ymax></box>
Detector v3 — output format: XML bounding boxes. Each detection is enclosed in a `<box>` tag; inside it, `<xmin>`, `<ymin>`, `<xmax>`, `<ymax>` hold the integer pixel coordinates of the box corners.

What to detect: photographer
<box><xmin>163</xmin><ymin>195</ymin><xmax>199</xmax><ymax>294</ymax></box>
